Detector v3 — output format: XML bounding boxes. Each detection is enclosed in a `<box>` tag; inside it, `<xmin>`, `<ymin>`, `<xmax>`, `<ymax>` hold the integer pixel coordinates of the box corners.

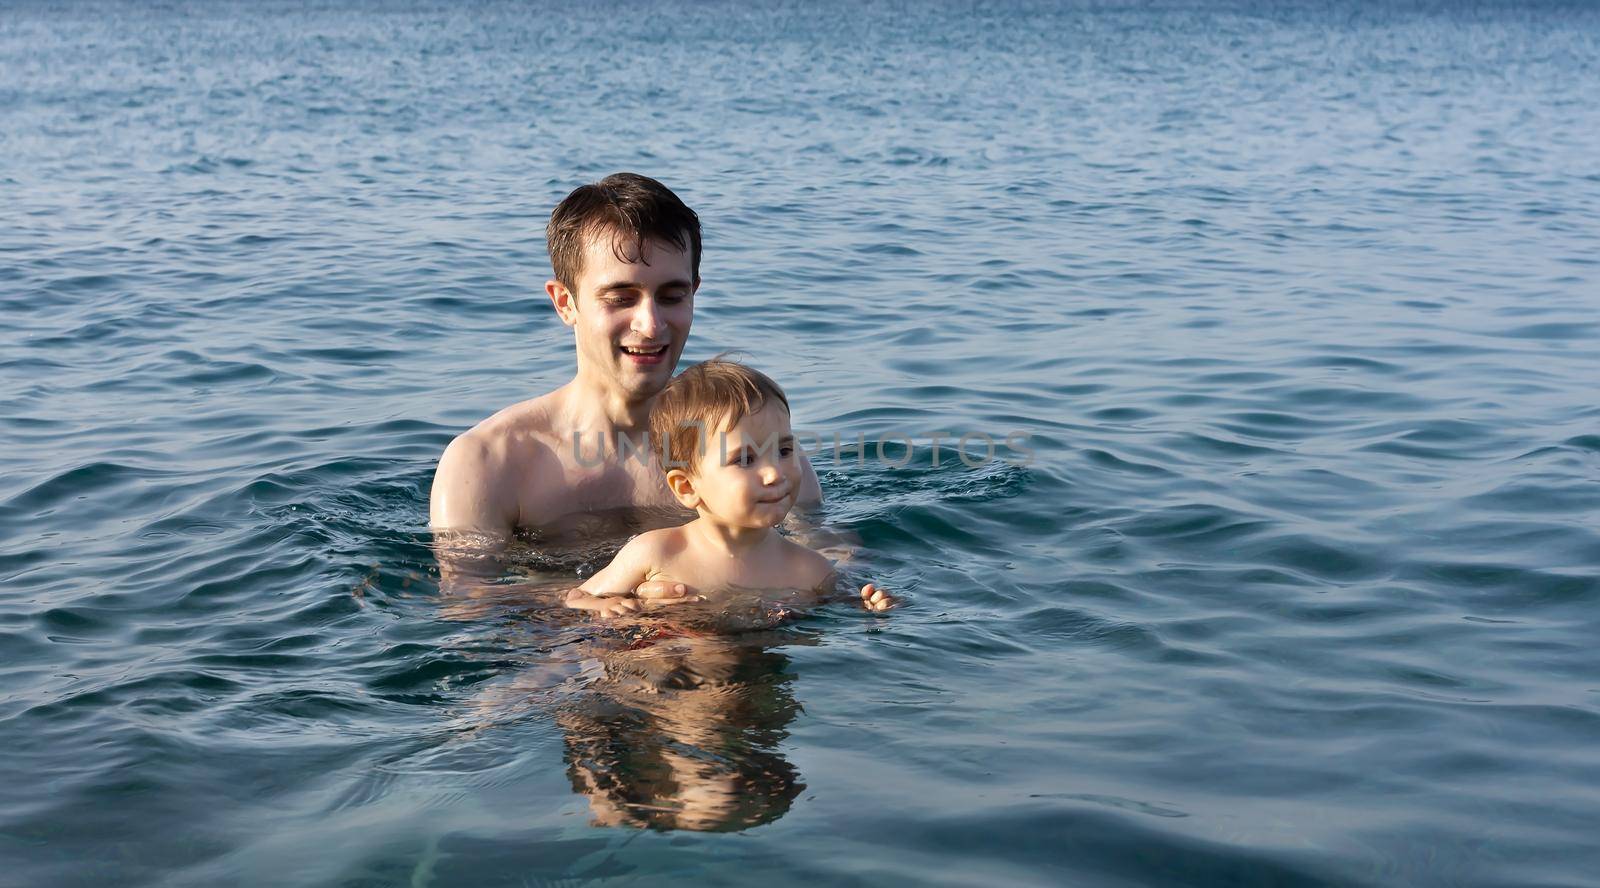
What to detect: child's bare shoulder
<box><xmin>608</xmin><ymin>526</ymin><xmax>695</xmax><ymax>576</ymax></box>
<box><xmin>622</xmin><ymin>525</ymin><xmax>693</xmax><ymax>558</ymax></box>
<box><xmin>778</xmin><ymin>538</ymin><xmax>836</xmax><ymax>588</ymax></box>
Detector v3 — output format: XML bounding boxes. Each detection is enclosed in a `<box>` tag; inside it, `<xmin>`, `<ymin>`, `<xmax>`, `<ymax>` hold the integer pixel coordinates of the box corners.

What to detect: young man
<box><xmin>429</xmin><ymin>174</ymin><xmax>823</xmax><ymax>597</ymax></box>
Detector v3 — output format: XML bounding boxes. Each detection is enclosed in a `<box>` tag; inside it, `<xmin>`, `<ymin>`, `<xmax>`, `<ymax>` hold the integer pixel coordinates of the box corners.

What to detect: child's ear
<box><xmin>665</xmin><ymin>468</ymin><xmax>700</xmax><ymax>509</ymax></box>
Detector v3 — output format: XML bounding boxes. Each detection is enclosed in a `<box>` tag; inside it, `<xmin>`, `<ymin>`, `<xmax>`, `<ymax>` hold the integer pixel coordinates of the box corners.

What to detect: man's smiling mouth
<box><xmin>619</xmin><ymin>343</ymin><xmax>669</xmax><ymax>368</ymax></box>
<box><xmin>620</xmin><ymin>344</ymin><xmax>668</xmax><ymax>356</ymax></box>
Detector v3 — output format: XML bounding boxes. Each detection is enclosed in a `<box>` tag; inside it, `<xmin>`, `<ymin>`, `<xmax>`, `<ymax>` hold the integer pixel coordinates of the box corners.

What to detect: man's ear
<box><xmin>666</xmin><ymin>468</ymin><xmax>700</xmax><ymax>510</ymax></box>
<box><xmin>546</xmin><ymin>280</ymin><xmax>578</xmax><ymax>328</ymax></box>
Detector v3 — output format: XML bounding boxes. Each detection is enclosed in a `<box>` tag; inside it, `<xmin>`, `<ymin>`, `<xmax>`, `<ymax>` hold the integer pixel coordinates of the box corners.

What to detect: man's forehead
<box><xmin>578</xmin><ymin>225</ymin><xmax>691</xmax><ymax>269</ymax></box>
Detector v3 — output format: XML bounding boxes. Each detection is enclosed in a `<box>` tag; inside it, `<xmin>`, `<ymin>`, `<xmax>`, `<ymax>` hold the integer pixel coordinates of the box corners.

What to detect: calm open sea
<box><xmin>4</xmin><ymin>1</ymin><xmax>1599</xmax><ymax>885</ymax></box>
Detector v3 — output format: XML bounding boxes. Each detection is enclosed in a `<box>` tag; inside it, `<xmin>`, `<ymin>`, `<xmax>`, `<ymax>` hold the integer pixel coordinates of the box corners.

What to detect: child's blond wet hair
<box><xmin>650</xmin><ymin>358</ymin><xmax>789</xmax><ymax>475</ymax></box>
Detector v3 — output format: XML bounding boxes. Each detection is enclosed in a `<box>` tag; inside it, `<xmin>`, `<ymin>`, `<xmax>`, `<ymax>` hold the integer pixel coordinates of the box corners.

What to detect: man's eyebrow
<box><xmin>594</xmin><ymin>278</ymin><xmax>693</xmax><ymax>293</ymax></box>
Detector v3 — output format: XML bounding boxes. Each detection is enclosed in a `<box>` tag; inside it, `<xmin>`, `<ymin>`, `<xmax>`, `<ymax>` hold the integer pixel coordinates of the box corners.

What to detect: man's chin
<box><xmin>619</xmin><ymin>354</ymin><xmax>678</xmax><ymax>381</ymax></box>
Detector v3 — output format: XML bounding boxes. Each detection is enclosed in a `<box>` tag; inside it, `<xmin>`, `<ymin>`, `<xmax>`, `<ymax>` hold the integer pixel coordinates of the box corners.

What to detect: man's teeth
<box><xmin>622</xmin><ymin>345</ymin><xmax>667</xmax><ymax>355</ymax></box>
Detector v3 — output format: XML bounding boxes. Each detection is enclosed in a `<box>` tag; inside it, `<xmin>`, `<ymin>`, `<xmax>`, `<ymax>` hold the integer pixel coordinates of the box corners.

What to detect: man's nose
<box><xmin>630</xmin><ymin>298</ymin><xmax>664</xmax><ymax>338</ymax></box>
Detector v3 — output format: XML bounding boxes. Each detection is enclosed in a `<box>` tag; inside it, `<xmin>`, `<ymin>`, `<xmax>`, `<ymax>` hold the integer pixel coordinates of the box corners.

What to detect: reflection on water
<box><xmin>442</xmin><ymin>527</ymin><xmax>822</xmax><ymax>833</ymax></box>
<box><xmin>558</xmin><ymin>630</ymin><xmax>809</xmax><ymax>832</ymax></box>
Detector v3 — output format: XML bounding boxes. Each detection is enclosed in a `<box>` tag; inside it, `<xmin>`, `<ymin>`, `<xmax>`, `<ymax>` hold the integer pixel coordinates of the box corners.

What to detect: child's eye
<box><xmin>779</xmin><ymin>445</ymin><xmax>794</xmax><ymax>457</ymax></box>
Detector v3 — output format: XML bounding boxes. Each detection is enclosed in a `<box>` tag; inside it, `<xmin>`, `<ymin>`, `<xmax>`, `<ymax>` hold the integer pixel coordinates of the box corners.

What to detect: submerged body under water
<box><xmin>447</xmin><ymin>504</ymin><xmax>861</xmax><ymax>836</ymax></box>
<box><xmin>4</xmin><ymin>0</ymin><xmax>1600</xmax><ymax>885</ymax></box>
<box><xmin>444</xmin><ymin>537</ymin><xmax>827</xmax><ymax>836</ymax></box>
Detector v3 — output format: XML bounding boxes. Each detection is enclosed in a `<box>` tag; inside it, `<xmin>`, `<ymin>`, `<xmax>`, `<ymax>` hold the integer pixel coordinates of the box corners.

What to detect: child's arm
<box><xmin>564</xmin><ymin>535</ymin><xmax>654</xmax><ymax>617</ymax></box>
<box><xmin>782</xmin><ymin>512</ymin><xmax>891</xmax><ymax>605</ymax></box>
<box><xmin>564</xmin><ymin>532</ymin><xmax>695</xmax><ymax>617</ymax></box>
<box><xmin>787</xmin><ymin>544</ymin><xmax>897</xmax><ymax>612</ymax></box>
<box><xmin>564</xmin><ymin>589</ymin><xmax>642</xmax><ymax>618</ymax></box>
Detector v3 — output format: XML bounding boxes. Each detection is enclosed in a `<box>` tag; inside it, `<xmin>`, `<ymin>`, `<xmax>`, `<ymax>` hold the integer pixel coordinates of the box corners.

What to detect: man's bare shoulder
<box><xmin>440</xmin><ymin>403</ymin><xmax>553</xmax><ymax>478</ymax></box>
<box><xmin>463</xmin><ymin>391</ymin><xmax>566</xmax><ymax>450</ymax></box>
<box><xmin>430</xmin><ymin>393</ymin><xmax>564</xmax><ymax>532</ymax></box>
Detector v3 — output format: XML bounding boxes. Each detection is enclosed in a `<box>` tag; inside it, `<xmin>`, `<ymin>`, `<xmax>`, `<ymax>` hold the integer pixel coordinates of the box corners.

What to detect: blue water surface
<box><xmin>3</xmin><ymin>1</ymin><xmax>1600</xmax><ymax>885</ymax></box>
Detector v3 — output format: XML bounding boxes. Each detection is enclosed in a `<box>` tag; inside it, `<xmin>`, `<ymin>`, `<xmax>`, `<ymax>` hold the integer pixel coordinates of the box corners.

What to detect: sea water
<box><xmin>3</xmin><ymin>1</ymin><xmax>1599</xmax><ymax>885</ymax></box>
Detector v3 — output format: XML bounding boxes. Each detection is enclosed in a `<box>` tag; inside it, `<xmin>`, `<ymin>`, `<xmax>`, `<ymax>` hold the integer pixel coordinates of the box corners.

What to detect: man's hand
<box><xmin>633</xmin><ymin>580</ymin><xmax>704</xmax><ymax>606</ymax></box>
<box><xmin>861</xmin><ymin>583</ymin><xmax>897</xmax><ymax>612</ymax></box>
<box><xmin>564</xmin><ymin>589</ymin><xmax>643</xmax><ymax>618</ymax></box>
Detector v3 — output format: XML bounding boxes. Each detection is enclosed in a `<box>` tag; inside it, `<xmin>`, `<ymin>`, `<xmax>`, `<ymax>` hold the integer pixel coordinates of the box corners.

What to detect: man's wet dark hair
<box><xmin>546</xmin><ymin>172</ymin><xmax>702</xmax><ymax>291</ymax></box>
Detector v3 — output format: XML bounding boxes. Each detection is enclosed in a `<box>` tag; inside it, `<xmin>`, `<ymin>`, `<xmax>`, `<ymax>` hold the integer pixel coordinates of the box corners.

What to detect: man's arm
<box><xmin>429</xmin><ymin>432</ymin><xmax>522</xmax><ymax>604</ymax></box>
<box><xmin>783</xmin><ymin>452</ymin><xmax>860</xmax><ymax>562</ymax></box>
<box><xmin>430</xmin><ymin>432</ymin><xmax>518</xmax><ymax>539</ymax></box>
<box><xmin>797</xmin><ymin>452</ymin><xmax>823</xmax><ymax>506</ymax></box>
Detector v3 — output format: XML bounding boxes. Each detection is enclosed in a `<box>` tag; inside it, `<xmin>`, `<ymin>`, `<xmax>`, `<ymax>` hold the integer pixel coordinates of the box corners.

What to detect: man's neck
<box><xmin>558</xmin><ymin>372</ymin><xmax>653</xmax><ymax>435</ymax></box>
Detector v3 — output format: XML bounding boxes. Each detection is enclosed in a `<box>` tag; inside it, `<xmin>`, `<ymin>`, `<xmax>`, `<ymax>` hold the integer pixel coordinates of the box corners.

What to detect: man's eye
<box><xmin>658</xmin><ymin>292</ymin><xmax>687</xmax><ymax>305</ymax></box>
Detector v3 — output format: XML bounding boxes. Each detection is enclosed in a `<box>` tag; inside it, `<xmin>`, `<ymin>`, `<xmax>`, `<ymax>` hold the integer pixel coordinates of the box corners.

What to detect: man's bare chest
<box><xmin>521</xmin><ymin>435</ymin><xmax>679</xmax><ymax>521</ymax></box>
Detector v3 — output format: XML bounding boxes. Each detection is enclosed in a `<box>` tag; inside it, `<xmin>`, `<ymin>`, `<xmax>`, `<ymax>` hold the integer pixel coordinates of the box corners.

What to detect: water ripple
<box><xmin>3</xmin><ymin>1</ymin><xmax>1600</xmax><ymax>884</ymax></box>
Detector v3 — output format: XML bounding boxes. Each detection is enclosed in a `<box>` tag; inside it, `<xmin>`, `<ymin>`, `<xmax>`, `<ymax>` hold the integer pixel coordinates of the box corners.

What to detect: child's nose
<box><xmin>759</xmin><ymin>466</ymin><xmax>780</xmax><ymax>485</ymax></box>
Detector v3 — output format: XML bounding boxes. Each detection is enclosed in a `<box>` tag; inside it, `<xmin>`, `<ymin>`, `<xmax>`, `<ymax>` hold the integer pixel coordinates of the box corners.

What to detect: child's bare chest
<box><xmin>645</xmin><ymin>549</ymin><xmax>794</xmax><ymax>597</ymax></box>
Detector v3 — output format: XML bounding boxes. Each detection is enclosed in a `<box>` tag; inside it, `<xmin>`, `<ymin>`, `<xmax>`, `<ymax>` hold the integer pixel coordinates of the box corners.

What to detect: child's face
<box><xmin>677</xmin><ymin>402</ymin><xmax>801</xmax><ymax>529</ymax></box>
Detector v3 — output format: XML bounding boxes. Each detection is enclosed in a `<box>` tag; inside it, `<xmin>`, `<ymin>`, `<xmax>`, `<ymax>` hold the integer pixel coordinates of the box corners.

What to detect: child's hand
<box><xmin>564</xmin><ymin>588</ymin><xmax>643</xmax><ymax>618</ymax></box>
<box><xmin>860</xmin><ymin>583</ymin><xmax>896</xmax><ymax>612</ymax></box>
